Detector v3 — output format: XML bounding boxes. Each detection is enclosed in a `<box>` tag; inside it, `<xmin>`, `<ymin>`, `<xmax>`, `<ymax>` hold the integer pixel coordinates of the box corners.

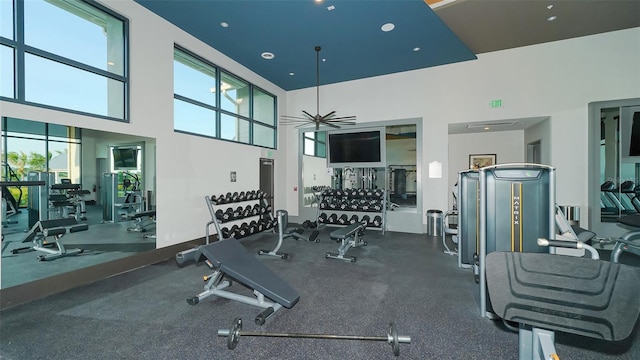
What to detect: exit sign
<box><xmin>490</xmin><ymin>99</ymin><xmax>503</xmax><ymax>108</ymax></box>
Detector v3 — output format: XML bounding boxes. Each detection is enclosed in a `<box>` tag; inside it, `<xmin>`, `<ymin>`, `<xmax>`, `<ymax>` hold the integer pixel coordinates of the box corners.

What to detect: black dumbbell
<box><xmin>216</xmin><ymin>194</ymin><xmax>226</xmax><ymax>204</ymax></box>
<box><xmin>372</xmin><ymin>216</ymin><xmax>382</xmax><ymax>227</ymax></box>
<box><xmin>223</xmin><ymin>207</ymin><xmax>234</xmax><ymax>221</ymax></box>
<box><xmin>229</xmin><ymin>225</ymin><xmax>239</xmax><ymax>238</ymax></box>
<box><xmin>349</xmin><ymin>215</ymin><xmax>359</xmax><ymax>224</ymax></box>
<box><xmin>242</xmin><ymin>206</ymin><xmax>251</xmax><ymax>218</ymax></box>
<box><xmin>310</xmin><ymin>221</ymin><xmax>317</xmax><ymax>229</ymax></box>
<box><xmin>302</xmin><ymin>220</ymin><xmax>311</xmax><ymax>228</ymax></box>
<box><xmin>339</xmin><ymin>199</ymin><xmax>349</xmax><ymax>210</ymax></box>
<box><xmin>252</xmin><ymin>204</ymin><xmax>260</xmax><ymax>216</ymax></box>
<box><xmin>361</xmin><ymin>215</ymin><xmax>371</xmax><ymax>225</ymax></box>
<box><xmin>328</xmin><ymin>213</ymin><xmax>338</xmax><ymax>224</ymax></box>
<box><xmin>337</xmin><ymin>214</ymin><xmax>348</xmax><ymax>225</ymax></box>
<box><xmin>234</xmin><ymin>206</ymin><xmax>243</xmax><ymax>219</ymax></box>
<box><xmin>318</xmin><ymin>213</ymin><xmax>328</xmax><ymax>224</ymax></box>
<box><xmin>248</xmin><ymin>221</ymin><xmax>257</xmax><ymax>235</ymax></box>
<box><xmin>220</xmin><ymin>227</ymin><xmax>231</xmax><ymax>239</ymax></box>
<box><xmin>210</xmin><ymin>195</ymin><xmax>219</xmax><ymax>205</ymax></box>
<box><xmin>215</xmin><ymin>209</ymin><xmax>225</xmax><ymax>221</ymax></box>
<box><xmin>238</xmin><ymin>191</ymin><xmax>246</xmax><ymax>201</ymax></box>
<box><xmin>237</xmin><ymin>223</ymin><xmax>250</xmax><ymax>238</ymax></box>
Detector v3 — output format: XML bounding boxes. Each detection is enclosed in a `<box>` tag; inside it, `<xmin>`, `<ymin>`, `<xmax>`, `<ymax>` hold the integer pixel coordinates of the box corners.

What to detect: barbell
<box><xmin>217</xmin><ymin>318</ymin><xmax>411</xmax><ymax>357</ymax></box>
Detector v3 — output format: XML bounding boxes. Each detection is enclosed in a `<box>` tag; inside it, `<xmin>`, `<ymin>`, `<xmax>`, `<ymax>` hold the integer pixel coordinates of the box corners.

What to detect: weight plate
<box><xmin>228</xmin><ymin>318</ymin><xmax>242</xmax><ymax>350</ymax></box>
<box><xmin>389</xmin><ymin>322</ymin><xmax>399</xmax><ymax>356</ymax></box>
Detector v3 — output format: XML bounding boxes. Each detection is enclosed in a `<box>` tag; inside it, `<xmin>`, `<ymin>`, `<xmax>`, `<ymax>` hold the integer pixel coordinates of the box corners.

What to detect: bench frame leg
<box><xmin>326</xmin><ymin>230</ymin><xmax>367</xmax><ymax>263</ymax></box>
<box><xmin>187</xmin><ymin>269</ymin><xmax>282</xmax><ymax>325</ymax></box>
<box><xmin>519</xmin><ymin>325</ymin><xmax>558</xmax><ymax>360</ymax></box>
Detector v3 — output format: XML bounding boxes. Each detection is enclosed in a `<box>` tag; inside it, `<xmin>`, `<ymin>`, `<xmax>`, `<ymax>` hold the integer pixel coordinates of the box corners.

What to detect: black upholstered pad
<box><xmin>486</xmin><ymin>252</ymin><xmax>640</xmax><ymax>341</ymax></box>
<box><xmin>196</xmin><ymin>240</ymin><xmax>300</xmax><ymax>308</ymax></box>
<box><xmin>330</xmin><ymin>222</ymin><xmax>365</xmax><ymax>240</ymax></box>
<box><xmin>619</xmin><ymin>214</ymin><xmax>640</xmax><ymax>228</ymax></box>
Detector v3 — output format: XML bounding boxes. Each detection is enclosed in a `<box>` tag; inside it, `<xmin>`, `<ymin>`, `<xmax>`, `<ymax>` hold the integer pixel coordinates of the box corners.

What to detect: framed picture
<box><xmin>469</xmin><ymin>154</ymin><xmax>496</xmax><ymax>169</ymax></box>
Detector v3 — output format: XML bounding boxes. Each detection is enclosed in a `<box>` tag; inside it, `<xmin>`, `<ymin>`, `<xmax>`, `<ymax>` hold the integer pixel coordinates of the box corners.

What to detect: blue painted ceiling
<box><xmin>134</xmin><ymin>0</ymin><xmax>477</xmax><ymax>91</ymax></box>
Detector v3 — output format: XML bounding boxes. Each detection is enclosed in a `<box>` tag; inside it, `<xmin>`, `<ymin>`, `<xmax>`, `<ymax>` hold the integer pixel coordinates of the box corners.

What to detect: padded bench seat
<box><xmin>330</xmin><ymin>222</ymin><xmax>365</xmax><ymax>240</ymax></box>
<box><xmin>196</xmin><ymin>239</ymin><xmax>299</xmax><ymax>309</ymax></box>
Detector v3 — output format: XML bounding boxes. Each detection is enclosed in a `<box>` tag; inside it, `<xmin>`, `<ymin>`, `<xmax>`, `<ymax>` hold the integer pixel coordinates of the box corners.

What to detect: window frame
<box><xmin>0</xmin><ymin>0</ymin><xmax>129</xmax><ymax>122</ymax></box>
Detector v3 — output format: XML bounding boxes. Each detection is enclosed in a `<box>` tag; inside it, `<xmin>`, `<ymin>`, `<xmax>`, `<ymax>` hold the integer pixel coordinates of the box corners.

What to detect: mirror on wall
<box><xmin>1</xmin><ymin>117</ymin><xmax>157</xmax><ymax>289</ymax></box>
<box><xmin>299</xmin><ymin>123</ymin><xmax>417</xmax><ymax>211</ymax></box>
<box><xmin>599</xmin><ymin>105</ymin><xmax>640</xmax><ymax>224</ymax></box>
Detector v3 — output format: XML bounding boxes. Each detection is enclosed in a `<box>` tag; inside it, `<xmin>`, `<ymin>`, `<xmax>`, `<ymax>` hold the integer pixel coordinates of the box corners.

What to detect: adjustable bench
<box><xmin>127</xmin><ymin>210</ymin><xmax>156</xmax><ymax>238</ymax></box>
<box><xmin>12</xmin><ymin>218</ymin><xmax>87</xmax><ymax>261</ymax></box>
<box><xmin>326</xmin><ymin>221</ymin><xmax>367</xmax><ymax>262</ymax></box>
<box><xmin>187</xmin><ymin>239</ymin><xmax>300</xmax><ymax>325</ymax></box>
<box><xmin>486</xmin><ymin>251</ymin><xmax>640</xmax><ymax>360</ymax></box>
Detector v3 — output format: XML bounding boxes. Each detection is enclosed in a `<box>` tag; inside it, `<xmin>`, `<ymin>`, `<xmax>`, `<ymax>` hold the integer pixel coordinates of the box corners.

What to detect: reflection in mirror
<box><xmin>600</xmin><ymin>106</ymin><xmax>640</xmax><ymax>223</ymax></box>
<box><xmin>302</xmin><ymin>131</ymin><xmax>329</xmax><ymax>207</ymax></box>
<box><xmin>386</xmin><ymin>125</ymin><xmax>417</xmax><ymax>209</ymax></box>
<box><xmin>1</xmin><ymin>117</ymin><xmax>156</xmax><ymax>289</ymax></box>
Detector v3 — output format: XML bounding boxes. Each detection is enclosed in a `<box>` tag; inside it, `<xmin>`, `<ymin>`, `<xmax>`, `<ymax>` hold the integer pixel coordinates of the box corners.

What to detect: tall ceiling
<box><xmin>134</xmin><ymin>0</ymin><xmax>640</xmax><ymax>91</ymax></box>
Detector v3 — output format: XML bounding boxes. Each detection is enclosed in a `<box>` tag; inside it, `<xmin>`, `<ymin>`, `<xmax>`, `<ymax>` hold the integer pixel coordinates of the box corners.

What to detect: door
<box><xmin>259</xmin><ymin>158</ymin><xmax>274</xmax><ymax>214</ymax></box>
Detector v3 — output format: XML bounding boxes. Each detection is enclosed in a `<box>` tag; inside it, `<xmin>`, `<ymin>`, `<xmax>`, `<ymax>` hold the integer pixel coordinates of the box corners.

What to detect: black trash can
<box><xmin>426</xmin><ymin>209</ymin><xmax>443</xmax><ymax>237</ymax></box>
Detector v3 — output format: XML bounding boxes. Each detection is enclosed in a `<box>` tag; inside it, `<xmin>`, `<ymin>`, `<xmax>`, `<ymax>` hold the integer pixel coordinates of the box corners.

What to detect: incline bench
<box><xmin>486</xmin><ymin>251</ymin><xmax>640</xmax><ymax>360</ymax></box>
<box><xmin>12</xmin><ymin>218</ymin><xmax>87</xmax><ymax>261</ymax></box>
<box><xmin>187</xmin><ymin>239</ymin><xmax>300</xmax><ymax>325</ymax></box>
<box><xmin>326</xmin><ymin>221</ymin><xmax>367</xmax><ymax>262</ymax></box>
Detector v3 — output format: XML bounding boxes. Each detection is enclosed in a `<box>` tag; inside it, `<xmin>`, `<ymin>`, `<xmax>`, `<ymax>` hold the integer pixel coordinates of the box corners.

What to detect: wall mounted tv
<box><xmin>112</xmin><ymin>147</ymin><xmax>139</xmax><ymax>170</ymax></box>
<box><xmin>327</xmin><ymin>128</ymin><xmax>386</xmax><ymax>168</ymax></box>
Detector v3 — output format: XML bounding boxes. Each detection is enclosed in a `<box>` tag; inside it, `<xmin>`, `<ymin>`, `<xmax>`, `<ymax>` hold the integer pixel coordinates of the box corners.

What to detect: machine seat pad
<box><xmin>619</xmin><ymin>214</ymin><xmax>640</xmax><ymax>228</ymax></box>
<box><xmin>195</xmin><ymin>240</ymin><xmax>300</xmax><ymax>309</ymax></box>
<box><xmin>330</xmin><ymin>222</ymin><xmax>366</xmax><ymax>240</ymax></box>
<box><xmin>129</xmin><ymin>210</ymin><xmax>156</xmax><ymax>219</ymax></box>
<box><xmin>486</xmin><ymin>252</ymin><xmax>640</xmax><ymax>341</ymax></box>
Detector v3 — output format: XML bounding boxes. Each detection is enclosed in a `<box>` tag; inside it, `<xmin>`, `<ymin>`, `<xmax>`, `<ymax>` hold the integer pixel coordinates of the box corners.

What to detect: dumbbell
<box><xmin>252</xmin><ymin>204</ymin><xmax>260</xmax><ymax>216</ymax></box>
<box><xmin>302</xmin><ymin>220</ymin><xmax>311</xmax><ymax>228</ymax></box>
<box><xmin>238</xmin><ymin>191</ymin><xmax>246</xmax><ymax>201</ymax></box>
<box><xmin>237</xmin><ymin>223</ymin><xmax>250</xmax><ymax>238</ymax></box>
<box><xmin>361</xmin><ymin>201</ymin><xmax>370</xmax><ymax>212</ymax></box>
<box><xmin>339</xmin><ymin>199</ymin><xmax>350</xmax><ymax>210</ymax></box>
<box><xmin>232</xmin><ymin>192</ymin><xmax>240</xmax><ymax>202</ymax></box>
<box><xmin>338</xmin><ymin>214</ymin><xmax>349</xmax><ymax>225</ymax></box>
<box><xmin>310</xmin><ymin>221</ymin><xmax>317</xmax><ymax>229</ymax></box>
<box><xmin>216</xmin><ymin>194</ymin><xmax>227</xmax><ymax>204</ymax></box>
<box><xmin>248</xmin><ymin>221</ymin><xmax>258</xmax><ymax>235</ymax></box>
<box><xmin>372</xmin><ymin>216</ymin><xmax>382</xmax><ymax>227</ymax></box>
<box><xmin>318</xmin><ymin>213</ymin><xmax>328</xmax><ymax>224</ymax></box>
<box><xmin>242</xmin><ymin>206</ymin><xmax>251</xmax><ymax>218</ymax></box>
<box><xmin>215</xmin><ymin>209</ymin><xmax>225</xmax><ymax>221</ymax></box>
<box><xmin>349</xmin><ymin>215</ymin><xmax>359</xmax><ymax>224</ymax></box>
<box><xmin>233</xmin><ymin>206</ymin><xmax>243</xmax><ymax>219</ymax></box>
<box><xmin>210</xmin><ymin>195</ymin><xmax>220</xmax><ymax>205</ymax></box>
<box><xmin>372</xmin><ymin>202</ymin><xmax>382</xmax><ymax>211</ymax></box>
<box><xmin>270</xmin><ymin>219</ymin><xmax>278</xmax><ymax>229</ymax></box>
<box><xmin>328</xmin><ymin>213</ymin><xmax>338</xmax><ymax>224</ymax></box>
<box><xmin>229</xmin><ymin>225</ymin><xmax>240</xmax><ymax>238</ymax></box>
<box><xmin>220</xmin><ymin>227</ymin><xmax>231</xmax><ymax>239</ymax></box>
<box><xmin>361</xmin><ymin>215</ymin><xmax>371</xmax><ymax>225</ymax></box>
<box><xmin>223</xmin><ymin>207</ymin><xmax>235</xmax><ymax>221</ymax></box>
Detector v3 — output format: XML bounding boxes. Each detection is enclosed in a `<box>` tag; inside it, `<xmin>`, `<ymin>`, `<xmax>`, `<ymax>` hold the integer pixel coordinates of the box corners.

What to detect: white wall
<box><xmin>524</xmin><ymin>118</ymin><xmax>551</xmax><ymax>165</ymax></box>
<box><xmin>286</xmin><ymin>27</ymin><xmax>640</xmax><ymax>229</ymax></box>
<box><xmin>447</xmin><ymin>130</ymin><xmax>525</xmax><ymax>208</ymax></box>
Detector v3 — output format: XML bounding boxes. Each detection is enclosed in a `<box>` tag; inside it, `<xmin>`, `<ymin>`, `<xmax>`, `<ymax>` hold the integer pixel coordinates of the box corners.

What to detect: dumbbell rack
<box><xmin>316</xmin><ymin>189</ymin><xmax>387</xmax><ymax>234</ymax></box>
<box><xmin>205</xmin><ymin>190</ymin><xmax>276</xmax><ymax>243</ymax></box>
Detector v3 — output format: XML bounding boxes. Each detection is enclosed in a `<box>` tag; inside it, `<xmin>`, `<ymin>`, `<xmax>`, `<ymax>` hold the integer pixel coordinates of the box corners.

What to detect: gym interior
<box><xmin>1</xmin><ymin>1</ymin><xmax>640</xmax><ymax>359</ymax></box>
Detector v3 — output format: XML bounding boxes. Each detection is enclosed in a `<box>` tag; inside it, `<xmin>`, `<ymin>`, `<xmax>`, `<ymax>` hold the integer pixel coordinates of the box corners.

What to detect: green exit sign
<box><xmin>490</xmin><ymin>99</ymin><xmax>503</xmax><ymax>108</ymax></box>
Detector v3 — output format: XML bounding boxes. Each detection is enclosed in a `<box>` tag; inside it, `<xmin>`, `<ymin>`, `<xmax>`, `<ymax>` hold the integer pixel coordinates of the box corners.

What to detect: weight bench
<box><xmin>127</xmin><ymin>210</ymin><xmax>156</xmax><ymax>238</ymax></box>
<box><xmin>326</xmin><ymin>221</ymin><xmax>367</xmax><ymax>262</ymax></box>
<box><xmin>259</xmin><ymin>209</ymin><xmax>319</xmax><ymax>259</ymax></box>
<box><xmin>187</xmin><ymin>239</ymin><xmax>300</xmax><ymax>325</ymax></box>
<box><xmin>12</xmin><ymin>218</ymin><xmax>87</xmax><ymax>261</ymax></box>
<box><xmin>486</xmin><ymin>251</ymin><xmax>640</xmax><ymax>360</ymax></box>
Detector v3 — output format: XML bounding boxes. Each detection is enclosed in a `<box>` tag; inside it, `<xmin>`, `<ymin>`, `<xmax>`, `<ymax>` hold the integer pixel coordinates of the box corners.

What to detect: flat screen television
<box><xmin>112</xmin><ymin>147</ymin><xmax>138</xmax><ymax>170</ymax></box>
<box><xmin>326</xmin><ymin>128</ymin><xmax>386</xmax><ymax>168</ymax></box>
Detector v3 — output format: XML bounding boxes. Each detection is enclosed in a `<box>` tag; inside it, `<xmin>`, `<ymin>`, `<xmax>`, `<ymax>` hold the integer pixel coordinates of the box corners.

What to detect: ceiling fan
<box><xmin>281</xmin><ymin>46</ymin><xmax>356</xmax><ymax>131</ymax></box>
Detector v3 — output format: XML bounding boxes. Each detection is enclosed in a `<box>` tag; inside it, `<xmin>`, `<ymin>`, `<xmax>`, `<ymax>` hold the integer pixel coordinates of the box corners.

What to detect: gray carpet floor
<box><xmin>1</xmin><ymin>229</ymin><xmax>638</xmax><ymax>359</ymax></box>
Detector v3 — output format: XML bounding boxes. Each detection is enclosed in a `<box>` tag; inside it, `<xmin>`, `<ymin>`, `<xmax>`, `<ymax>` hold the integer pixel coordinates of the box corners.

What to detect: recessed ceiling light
<box><xmin>381</xmin><ymin>23</ymin><xmax>395</xmax><ymax>32</ymax></box>
<box><xmin>547</xmin><ymin>4</ymin><xmax>553</xmax><ymax>10</ymax></box>
<box><xmin>289</xmin><ymin>72</ymin><xmax>295</xmax><ymax>76</ymax></box>
<box><xmin>220</xmin><ymin>22</ymin><xmax>229</xmax><ymax>28</ymax></box>
<box><xmin>327</xmin><ymin>5</ymin><xmax>335</xmax><ymax>11</ymax></box>
<box><xmin>547</xmin><ymin>15</ymin><xmax>557</xmax><ymax>21</ymax></box>
<box><xmin>413</xmin><ymin>47</ymin><xmax>420</xmax><ymax>52</ymax></box>
<box><xmin>322</xmin><ymin>58</ymin><xmax>326</xmax><ymax>62</ymax></box>
<box><xmin>484</xmin><ymin>127</ymin><xmax>490</xmax><ymax>130</ymax></box>
<box><xmin>261</xmin><ymin>52</ymin><xmax>275</xmax><ymax>60</ymax></box>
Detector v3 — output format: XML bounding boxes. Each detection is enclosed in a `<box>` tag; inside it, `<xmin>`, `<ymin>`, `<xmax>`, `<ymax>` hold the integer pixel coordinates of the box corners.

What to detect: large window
<box><xmin>173</xmin><ymin>47</ymin><xmax>277</xmax><ymax>149</ymax></box>
<box><xmin>303</xmin><ymin>131</ymin><xmax>326</xmax><ymax>157</ymax></box>
<box><xmin>0</xmin><ymin>0</ymin><xmax>128</xmax><ymax>120</ymax></box>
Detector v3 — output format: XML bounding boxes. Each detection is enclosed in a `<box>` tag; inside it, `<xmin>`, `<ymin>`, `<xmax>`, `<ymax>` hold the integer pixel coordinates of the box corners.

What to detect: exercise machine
<box><xmin>11</xmin><ymin>218</ymin><xmax>87</xmax><ymax>261</ymax></box>
<box><xmin>258</xmin><ymin>209</ymin><xmax>319</xmax><ymax>259</ymax></box>
<box><xmin>610</xmin><ymin>214</ymin><xmax>640</xmax><ymax>262</ymax></box>
<box><xmin>456</xmin><ymin>169</ymin><xmax>479</xmax><ymax>269</ymax></box>
<box><xmin>185</xmin><ymin>239</ymin><xmax>300</xmax><ymax>325</ymax></box>
<box><xmin>127</xmin><ymin>210</ymin><xmax>156</xmax><ymax>238</ymax></box>
<box><xmin>486</xmin><ymin>249</ymin><xmax>640</xmax><ymax>360</ymax></box>
<box><xmin>478</xmin><ymin>164</ymin><xmax>555</xmax><ymax>318</ymax></box>
<box><xmin>325</xmin><ymin>221</ymin><xmax>368</xmax><ymax>262</ymax></box>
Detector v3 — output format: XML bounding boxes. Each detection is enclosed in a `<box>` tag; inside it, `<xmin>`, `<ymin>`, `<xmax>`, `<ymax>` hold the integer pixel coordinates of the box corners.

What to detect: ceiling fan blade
<box><xmin>326</xmin><ymin>116</ymin><xmax>357</xmax><ymax>121</ymax></box>
<box><xmin>281</xmin><ymin>115</ymin><xmax>310</xmax><ymax>120</ymax></box>
<box><xmin>322</xmin><ymin>121</ymin><xmax>341</xmax><ymax>129</ymax></box>
<box><xmin>301</xmin><ymin>110</ymin><xmax>316</xmax><ymax>119</ymax></box>
<box><xmin>321</xmin><ymin>111</ymin><xmax>336</xmax><ymax>119</ymax></box>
